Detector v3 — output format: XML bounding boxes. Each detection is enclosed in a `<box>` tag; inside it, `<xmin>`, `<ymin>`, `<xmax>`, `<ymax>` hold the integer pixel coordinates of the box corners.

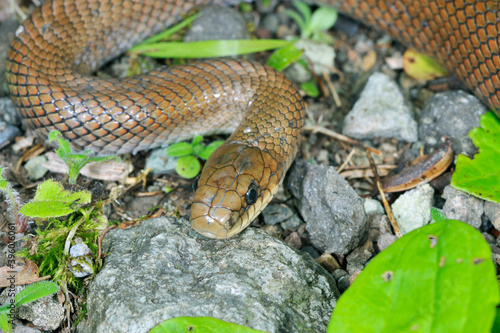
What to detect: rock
<box><xmin>69</xmin><ymin>241</ymin><xmax>94</xmax><ymax>278</ymax></box>
<box><xmin>184</xmin><ymin>6</ymin><xmax>249</xmax><ymax>42</ymax></box>
<box><xmin>367</xmin><ymin>213</ymin><xmax>392</xmax><ymax>242</ymax></box>
<box><xmin>442</xmin><ymin>186</ymin><xmax>484</xmax><ymax>228</ymax></box>
<box><xmin>392</xmin><ymin>184</ymin><xmax>435</xmax><ymax>234</ymax></box>
<box><xmin>293</xmin><ymin>39</ymin><xmax>335</xmax><ymax>75</ymax></box>
<box><xmin>24</xmin><ymin>155</ymin><xmax>48</xmax><ymax>181</ymax></box>
<box><xmin>0</xmin><ymin>20</ymin><xmax>19</xmax><ymax>96</ymax></box>
<box><xmin>300</xmin><ymin>246</ymin><xmax>320</xmax><ymax>259</ymax></box>
<box><xmin>0</xmin><ymin>286</ymin><xmax>64</xmax><ymax>331</ymax></box>
<box><xmin>284</xmin><ymin>62</ymin><xmax>313</xmax><ymax>83</ymax></box>
<box><xmin>10</xmin><ymin>320</ymin><xmax>41</xmax><ymax>333</ymax></box>
<box><xmin>261</xmin><ymin>14</ymin><xmax>280</xmax><ymax>33</ymax></box>
<box><xmin>287</xmin><ymin>160</ymin><xmax>368</xmax><ymax>255</ymax></box>
<box><xmin>16</xmin><ymin>295</ymin><xmax>64</xmax><ymax>331</ymax></box>
<box><xmin>346</xmin><ymin>241</ymin><xmax>374</xmax><ymax>269</ymax></box>
<box><xmin>261</xmin><ymin>224</ymin><xmax>283</xmax><ymax>238</ymax></box>
<box><xmin>144</xmin><ymin>148</ymin><xmax>177</xmax><ymax>175</ymax></box>
<box><xmin>0</xmin><ymin>97</ymin><xmax>21</xmax><ymax>124</ymax></box>
<box><xmin>342</xmin><ymin>72</ymin><xmax>418</xmax><ymax>142</ymax></box>
<box><xmin>418</xmin><ymin>91</ymin><xmax>487</xmax><ymax>155</ymax></box>
<box><xmin>332</xmin><ymin>269</ymin><xmax>350</xmax><ymax>293</ymax></box>
<box><xmin>79</xmin><ymin>217</ymin><xmax>339</xmax><ymax>333</ymax></box>
<box><xmin>284</xmin><ymin>231</ymin><xmax>302</xmax><ymax>249</ymax></box>
<box><xmin>281</xmin><ymin>214</ymin><xmax>303</xmax><ymax>231</ymax></box>
<box><xmin>484</xmin><ymin>201</ymin><xmax>500</xmax><ymax>230</ymax></box>
<box><xmin>364</xmin><ymin>198</ymin><xmax>384</xmax><ymax>215</ymax></box>
<box><xmin>262</xmin><ymin>204</ymin><xmax>295</xmax><ymax>225</ymax></box>
<box><xmin>315</xmin><ymin>253</ymin><xmax>341</xmax><ymax>273</ymax></box>
<box><xmin>377</xmin><ymin>233</ymin><xmax>398</xmax><ymax>251</ymax></box>
<box><xmin>0</xmin><ymin>121</ymin><xmax>19</xmax><ymax>149</ymax></box>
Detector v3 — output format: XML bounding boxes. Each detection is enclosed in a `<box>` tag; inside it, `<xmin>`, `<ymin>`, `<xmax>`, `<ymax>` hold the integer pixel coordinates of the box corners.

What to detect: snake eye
<box><xmin>245</xmin><ymin>181</ymin><xmax>259</xmax><ymax>205</ymax></box>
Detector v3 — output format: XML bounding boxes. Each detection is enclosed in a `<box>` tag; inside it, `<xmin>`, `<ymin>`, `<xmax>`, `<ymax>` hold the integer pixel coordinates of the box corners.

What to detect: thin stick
<box><xmin>97</xmin><ymin>225</ymin><xmax>118</xmax><ymax>260</ymax></box>
<box><xmin>366</xmin><ymin>150</ymin><xmax>402</xmax><ymax>238</ymax></box>
<box><xmin>304</xmin><ymin>125</ymin><xmax>381</xmax><ymax>155</ymax></box>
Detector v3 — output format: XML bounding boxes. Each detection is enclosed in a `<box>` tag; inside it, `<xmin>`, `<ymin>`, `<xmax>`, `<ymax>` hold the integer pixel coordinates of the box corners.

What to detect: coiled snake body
<box><xmin>6</xmin><ymin>0</ymin><xmax>500</xmax><ymax>238</ymax></box>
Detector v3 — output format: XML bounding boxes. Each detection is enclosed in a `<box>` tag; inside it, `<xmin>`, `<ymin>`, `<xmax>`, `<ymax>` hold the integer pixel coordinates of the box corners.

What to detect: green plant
<box><xmin>0</xmin><ymin>281</ymin><xmax>59</xmax><ymax>333</ymax></box>
<box><xmin>49</xmin><ymin>130</ymin><xmax>119</xmax><ymax>184</ymax></box>
<box><xmin>166</xmin><ymin>135</ymin><xmax>224</xmax><ymax>179</ymax></box>
<box><xmin>328</xmin><ymin>219</ymin><xmax>499</xmax><ymax>332</ymax></box>
<box><xmin>19</xmin><ymin>179</ymin><xmax>91</xmax><ymax>218</ymax></box>
<box><xmin>151</xmin><ymin>317</ymin><xmax>266</xmax><ymax>333</ymax></box>
<box><xmin>284</xmin><ymin>1</ymin><xmax>338</xmax><ymax>42</ymax></box>
<box><xmin>129</xmin><ymin>13</ymin><xmax>290</xmax><ymax>59</ymax></box>
<box><xmin>451</xmin><ymin>111</ymin><xmax>500</xmax><ymax>202</ymax></box>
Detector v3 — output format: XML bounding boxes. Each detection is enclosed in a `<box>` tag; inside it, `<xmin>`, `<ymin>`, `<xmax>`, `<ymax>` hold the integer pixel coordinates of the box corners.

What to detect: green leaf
<box><xmin>301</xmin><ymin>81</ymin><xmax>319</xmax><ymax>97</ymax></box>
<box><xmin>14</xmin><ymin>281</ymin><xmax>59</xmax><ymax>307</ymax></box>
<box><xmin>197</xmin><ymin>140</ymin><xmax>224</xmax><ymax>160</ymax></box>
<box><xmin>293</xmin><ymin>1</ymin><xmax>312</xmax><ymax>30</ymax></box>
<box><xmin>129</xmin><ymin>39</ymin><xmax>291</xmax><ymax>58</ymax></box>
<box><xmin>137</xmin><ymin>13</ymin><xmax>202</xmax><ymax>45</ymax></box>
<box><xmin>451</xmin><ymin>111</ymin><xmax>500</xmax><ymax>202</ymax></box>
<box><xmin>284</xmin><ymin>10</ymin><xmax>306</xmax><ymax>36</ymax></box>
<box><xmin>0</xmin><ymin>313</ymin><xmax>12</xmax><ymax>333</ymax></box>
<box><xmin>309</xmin><ymin>7</ymin><xmax>338</xmax><ymax>33</ymax></box>
<box><xmin>166</xmin><ymin>142</ymin><xmax>195</xmax><ymax>157</ymax></box>
<box><xmin>492</xmin><ymin>308</ymin><xmax>500</xmax><ymax>333</ymax></box>
<box><xmin>403</xmin><ymin>49</ymin><xmax>448</xmax><ymax>81</ymax></box>
<box><xmin>328</xmin><ymin>220</ymin><xmax>499</xmax><ymax>333</ymax></box>
<box><xmin>431</xmin><ymin>207</ymin><xmax>447</xmax><ymax>222</ymax></box>
<box><xmin>19</xmin><ymin>179</ymin><xmax>91</xmax><ymax>218</ymax></box>
<box><xmin>176</xmin><ymin>155</ymin><xmax>201</xmax><ymax>179</ymax></box>
<box><xmin>267</xmin><ymin>44</ymin><xmax>303</xmax><ymax>71</ymax></box>
<box><xmin>150</xmin><ymin>317</ymin><xmax>267</xmax><ymax>333</ymax></box>
<box><xmin>192</xmin><ymin>135</ymin><xmax>204</xmax><ymax>146</ymax></box>
<box><xmin>49</xmin><ymin>130</ymin><xmax>72</xmax><ymax>156</ymax></box>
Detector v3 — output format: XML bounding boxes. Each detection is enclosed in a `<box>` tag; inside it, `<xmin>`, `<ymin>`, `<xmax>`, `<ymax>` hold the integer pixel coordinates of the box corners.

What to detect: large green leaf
<box><xmin>451</xmin><ymin>111</ymin><xmax>500</xmax><ymax>202</ymax></box>
<box><xmin>150</xmin><ymin>317</ymin><xmax>267</xmax><ymax>333</ymax></box>
<box><xmin>328</xmin><ymin>220</ymin><xmax>499</xmax><ymax>333</ymax></box>
<box><xmin>129</xmin><ymin>39</ymin><xmax>291</xmax><ymax>58</ymax></box>
<box><xmin>19</xmin><ymin>179</ymin><xmax>91</xmax><ymax>218</ymax></box>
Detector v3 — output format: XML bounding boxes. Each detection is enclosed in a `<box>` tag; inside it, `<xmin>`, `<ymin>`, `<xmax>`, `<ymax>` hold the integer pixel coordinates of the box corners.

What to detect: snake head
<box><xmin>190</xmin><ymin>143</ymin><xmax>282</xmax><ymax>239</ymax></box>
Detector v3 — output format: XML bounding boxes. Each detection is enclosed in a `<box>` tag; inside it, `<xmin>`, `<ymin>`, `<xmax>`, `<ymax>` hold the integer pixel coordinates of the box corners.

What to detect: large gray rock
<box><xmin>184</xmin><ymin>5</ymin><xmax>249</xmax><ymax>42</ymax></box>
<box><xmin>442</xmin><ymin>186</ymin><xmax>484</xmax><ymax>228</ymax></box>
<box><xmin>419</xmin><ymin>91</ymin><xmax>487</xmax><ymax>155</ymax></box>
<box><xmin>287</xmin><ymin>160</ymin><xmax>368</xmax><ymax>255</ymax></box>
<box><xmin>79</xmin><ymin>217</ymin><xmax>339</xmax><ymax>333</ymax></box>
<box><xmin>342</xmin><ymin>72</ymin><xmax>418</xmax><ymax>142</ymax></box>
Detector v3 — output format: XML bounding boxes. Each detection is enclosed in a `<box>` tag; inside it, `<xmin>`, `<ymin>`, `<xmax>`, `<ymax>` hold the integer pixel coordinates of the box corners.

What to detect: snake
<box><xmin>5</xmin><ymin>0</ymin><xmax>500</xmax><ymax>239</ymax></box>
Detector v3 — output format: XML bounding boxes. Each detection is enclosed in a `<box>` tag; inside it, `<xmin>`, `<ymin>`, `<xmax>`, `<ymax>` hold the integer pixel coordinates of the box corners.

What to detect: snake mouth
<box><xmin>190</xmin><ymin>202</ymin><xmax>236</xmax><ymax>239</ymax></box>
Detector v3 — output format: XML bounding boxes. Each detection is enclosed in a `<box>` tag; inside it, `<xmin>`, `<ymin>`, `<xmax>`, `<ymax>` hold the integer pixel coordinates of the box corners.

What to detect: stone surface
<box><xmin>392</xmin><ymin>184</ymin><xmax>435</xmax><ymax>235</ymax></box>
<box><xmin>442</xmin><ymin>186</ymin><xmax>484</xmax><ymax>228</ymax></box>
<box><xmin>24</xmin><ymin>155</ymin><xmax>48</xmax><ymax>181</ymax></box>
<box><xmin>0</xmin><ymin>97</ymin><xmax>21</xmax><ymax>124</ymax></box>
<box><xmin>342</xmin><ymin>72</ymin><xmax>418</xmax><ymax>142</ymax></box>
<box><xmin>262</xmin><ymin>204</ymin><xmax>295</xmax><ymax>225</ymax></box>
<box><xmin>184</xmin><ymin>5</ymin><xmax>249</xmax><ymax>42</ymax></box>
<box><xmin>367</xmin><ymin>213</ymin><xmax>392</xmax><ymax>242</ymax></box>
<box><xmin>484</xmin><ymin>201</ymin><xmax>500</xmax><ymax>230</ymax></box>
<box><xmin>79</xmin><ymin>217</ymin><xmax>339</xmax><ymax>333</ymax></box>
<box><xmin>364</xmin><ymin>198</ymin><xmax>384</xmax><ymax>215</ymax></box>
<box><xmin>418</xmin><ymin>91</ymin><xmax>487</xmax><ymax>155</ymax></box>
<box><xmin>377</xmin><ymin>233</ymin><xmax>398</xmax><ymax>251</ymax></box>
<box><xmin>287</xmin><ymin>160</ymin><xmax>368</xmax><ymax>255</ymax></box>
<box><xmin>145</xmin><ymin>147</ymin><xmax>177</xmax><ymax>175</ymax></box>
<box><xmin>0</xmin><ymin>286</ymin><xmax>64</xmax><ymax>331</ymax></box>
<box><xmin>0</xmin><ymin>20</ymin><xmax>19</xmax><ymax>96</ymax></box>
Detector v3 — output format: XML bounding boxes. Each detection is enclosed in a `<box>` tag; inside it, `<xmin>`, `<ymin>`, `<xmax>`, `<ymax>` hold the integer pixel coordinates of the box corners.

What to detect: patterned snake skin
<box><xmin>6</xmin><ymin>0</ymin><xmax>500</xmax><ymax>238</ymax></box>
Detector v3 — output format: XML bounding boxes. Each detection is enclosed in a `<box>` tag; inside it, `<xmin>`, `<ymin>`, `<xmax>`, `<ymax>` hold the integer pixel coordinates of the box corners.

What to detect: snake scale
<box><xmin>6</xmin><ymin>0</ymin><xmax>500</xmax><ymax>238</ymax></box>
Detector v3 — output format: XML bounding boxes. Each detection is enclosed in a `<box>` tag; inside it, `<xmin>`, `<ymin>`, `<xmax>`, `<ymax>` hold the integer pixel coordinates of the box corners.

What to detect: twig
<box><xmin>322</xmin><ymin>69</ymin><xmax>341</xmax><ymax>107</ymax></box>
<box><xmin>336</xmin><ymin>149</ymin><xmax>355</xmax><ymax>173</ymax></box>
<box><xmin>366</xmin><ymin>150</ymin><xmax>402</xmax><ymax>238</ymax></box>
<box><xmin>97</xmin><ymin>225</ymin><xmax>118</xmax><ymax>260</ymax></box>
<box><xmin>304</xmin><ymin>125</ymin><xmax>381</xmax><ymax>155</ymax></box>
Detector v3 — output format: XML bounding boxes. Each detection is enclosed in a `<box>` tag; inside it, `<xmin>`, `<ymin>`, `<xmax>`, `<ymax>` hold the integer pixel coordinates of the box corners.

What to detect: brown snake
<box><xmin>6</xmin><ymin>0</ymin><xmax>500</xmax><ymax>238</ymax></box>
